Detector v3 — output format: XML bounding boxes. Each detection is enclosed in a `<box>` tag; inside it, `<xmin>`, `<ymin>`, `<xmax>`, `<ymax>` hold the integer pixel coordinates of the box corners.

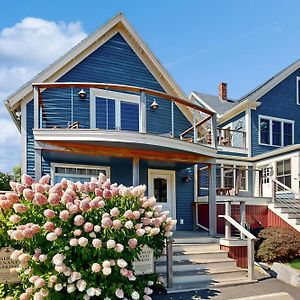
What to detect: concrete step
<box><xmin>155</xmin><ymin>258</ymin><xmax>237</xmax><ymax>273</ymax></box>
<box><xmin>168</xmin><ymin>275</ymin><xmax>252</xmax><ymax>293</ymax></box>
<box><xmin>161</xmin><ymin>268</ymin><xmax>248</xmax><ymax>285</ymax></box>
<box><xmin>172</xmin><ymin>243</ymin><xmax>220</xmax><ymax>253</ymax></box>
<box><xmin>286</xmin><ymin>212</ymin><xmax>300</xmax><ymax>219</ymax></box>
<box><xmin>173</xmin><ymin>236</ymin><xmax>217</xmax><ymax>244</ymax></box>
<box><xmin>156</xmin><ymin>251</ymin><xmax>229</xmax><ymax>263</ymax></box>
<box><xmin>280</xmin><ymin>207</ymin><xmax>300</xmax><ymax>213</ymax></box>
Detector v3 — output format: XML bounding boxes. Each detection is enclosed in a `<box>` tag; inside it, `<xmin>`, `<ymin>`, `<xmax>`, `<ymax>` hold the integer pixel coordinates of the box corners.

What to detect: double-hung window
<box><xmin>259</xmin><ymin>115</ymin><xmax>294</xmax><ymax>147</ymax></box>
<box><xmin>276</xmin><ymin>159</ymin><xmax>291</xmax><ymax>188</ymax></box>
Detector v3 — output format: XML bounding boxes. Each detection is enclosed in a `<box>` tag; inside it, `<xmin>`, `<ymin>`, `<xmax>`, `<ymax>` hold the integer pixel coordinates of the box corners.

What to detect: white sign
<box><xmin>132</xmin><ymin>245</ymin><xmax>154</xmax><ymax>275</ymax></box>
<box><xmin>0</xmin><ymin>247</ymin><xmax>20</xmax><ymax>284</ymax></box>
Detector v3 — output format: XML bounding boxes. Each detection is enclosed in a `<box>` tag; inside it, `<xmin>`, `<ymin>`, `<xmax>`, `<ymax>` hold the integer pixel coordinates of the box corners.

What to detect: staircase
<box><xmin>156</xmin><ymin>232</ymin><xmax>253</xmax><ymax>293</ymax></box>
<box><xmin>269</xmin><ymin>179</ymin><xmax>300</xmax><ymax>232</ymax></box>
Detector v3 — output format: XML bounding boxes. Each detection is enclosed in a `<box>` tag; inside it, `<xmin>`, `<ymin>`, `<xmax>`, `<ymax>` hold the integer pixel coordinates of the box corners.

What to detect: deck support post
<box><xmin>240</xmin><ymin>201</ymin><xmax>246</xmax><ymax>239</ymax></box>
<box><xmin>225</xmin><ymin>201</ymin><xmax>232</xmax><ymax>239</ymax></box>
<box><xmin>34</xmin><ymin>148</ymin><xmax>42</xmax><ymax>181</ymax></box>
<box><xmin>211</xmin><ymin>113</ymin><xmax>218</xmax><ymax>148</ymax></box>
<box><xmin>132</xmin><ymin>158</ymin><xmax>140</xmax><ymax>186</ymax></box>
<box><xmin>208</xmin><ymin>163</ymin><xmax>217</xmax><ymax>236</ymax></box>
<box><xmin>247</xmin><ymin>238</ymin><xmax>255</xmax><ymax>281</ymax></box>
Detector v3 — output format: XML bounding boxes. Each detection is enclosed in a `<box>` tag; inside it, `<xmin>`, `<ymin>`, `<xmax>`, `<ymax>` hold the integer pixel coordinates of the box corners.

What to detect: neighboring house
<box><xmin>4</xmin><ymin>13</ymin><xmax>300</xmax><ymax>235</ymax></box>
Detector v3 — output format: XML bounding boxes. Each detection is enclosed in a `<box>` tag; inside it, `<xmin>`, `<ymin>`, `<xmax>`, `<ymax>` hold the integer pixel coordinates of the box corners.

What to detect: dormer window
<box><xmin>259</xmin><ymin>115</ymin><xmax>294</xmax><ymax>147</ymax></box>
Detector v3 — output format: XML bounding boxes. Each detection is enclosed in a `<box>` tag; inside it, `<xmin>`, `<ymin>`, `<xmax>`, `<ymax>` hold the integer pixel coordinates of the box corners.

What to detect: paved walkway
<box><xmin>152</xmin><ymin>278</ymin><xmax>299</xmax><ymax>300</ymax></box>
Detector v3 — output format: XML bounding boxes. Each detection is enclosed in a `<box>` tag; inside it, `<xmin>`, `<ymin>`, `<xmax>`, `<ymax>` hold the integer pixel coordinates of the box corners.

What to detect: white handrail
<box><xmin>219</xmin><ymin>213</ymin><xmax>257</xmax><ymax>281</ymax></box>
<box><xmin>272</xmin><ymin>178</ymin><xmax>300</xmax><ymax>199</ymax></box>
<box><xmin>219</xmin><ymin>215</ymin><xmax>257</xmax><ymax>240</ymax></box>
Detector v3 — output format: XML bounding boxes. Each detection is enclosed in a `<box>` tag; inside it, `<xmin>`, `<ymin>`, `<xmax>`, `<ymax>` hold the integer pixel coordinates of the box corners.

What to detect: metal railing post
<box><xmin>240</xmin><ymin>201</ymin><xmax>246</xmax><ymax>239</ymax></box>
<box><xmin>166</xmin><ymin>237</ymin><xmax>174</xmax><ymax>288</ymax></box>
<box><xmin>271</xmin><ymin>179</ymin><xmax>276</xmax><ymax>203</ymax></box>
<box><xmin>225</xmin><ymin>201</ymin><xmax>232</xmax><ymax>239</ymax></box>
<box><xmin>247</xmin><ymin>238</ymin><xmax>255</xmax><ymax>281</ymax></box>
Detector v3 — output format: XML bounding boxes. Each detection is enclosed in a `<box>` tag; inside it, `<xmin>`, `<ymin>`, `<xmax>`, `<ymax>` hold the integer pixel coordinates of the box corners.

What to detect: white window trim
<box><xmin>218</xmin><ymin>163</ymin><xmax>248</xmax><ymax>192</ymax></box>
<box><xmin>258</xmin><ymin>115</ymin><xmax>294</xmax><ymax>147</ymax></box>
<box><xmin>90</xmin><ymin>88</ymin><xmax>140</xmax><ymax>130</ymax></box>
<box><xmin>296</xmin><ymin>76</ymin><xmax>300</xmax><ymax>105</ymax></box>
<box><xmin>51</xmin><ymin>163</ymin><xmax>110</xmax><ymax>184</ymax></box>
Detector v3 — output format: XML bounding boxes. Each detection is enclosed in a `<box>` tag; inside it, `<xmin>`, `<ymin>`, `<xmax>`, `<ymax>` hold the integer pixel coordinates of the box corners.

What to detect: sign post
<box><xmin>132</xmin><ymin>245</ymin><xmax>154</xmax><ymax>275</ymax></box>
<box><xmin>0</xmin><ymin>247</ymin><xmax>20</xmax><ymax>284</ymax></box>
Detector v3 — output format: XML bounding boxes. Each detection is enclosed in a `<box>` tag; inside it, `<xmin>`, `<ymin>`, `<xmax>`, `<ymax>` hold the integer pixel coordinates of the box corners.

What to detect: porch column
<box><xmin>208</xmin><ymin>163</ymin><xmax>217</xmax><ymax>236</ymax></box>
<box><xmin>210</xmin><ymin>113</ymin><xmax>218</xmax><ymax>148</ymax></box>
<box><xmin>35</xmin><ymin>147</ymin><xmax>42</xmax><ymax>181</ymax></box>
<box><xmin>34</xmin><ymin>86</ymin><xmax>42</xmax><ymax>180</ymax></box>
<box><xmin>139</xmin><ymin>91</ymin><xmax>146</xmax><ymax>133</ymax></box>
<box><xmin>132</xmin><ymin>158</ymin><xmax>140</xmax><ymax>186</ymax></box>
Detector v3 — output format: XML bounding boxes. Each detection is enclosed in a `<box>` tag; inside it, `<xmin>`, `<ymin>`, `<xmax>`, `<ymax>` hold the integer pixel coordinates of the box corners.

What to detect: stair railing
<box><xmin>219</xmin><ymin>201</ymin><xmax>257</xmax><ymax>281</ymax></box>
<box><xmin>271</xmin><ymin>179</ymin><xmax>300</xmax><ymax>217</ymax></box>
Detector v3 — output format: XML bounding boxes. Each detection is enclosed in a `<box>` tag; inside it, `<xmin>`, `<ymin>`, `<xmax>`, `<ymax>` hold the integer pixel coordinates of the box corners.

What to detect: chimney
<box><xmin>218</xmin><ymin>82</ymin><xmax>227</xmax><ymax>101</ymax></box>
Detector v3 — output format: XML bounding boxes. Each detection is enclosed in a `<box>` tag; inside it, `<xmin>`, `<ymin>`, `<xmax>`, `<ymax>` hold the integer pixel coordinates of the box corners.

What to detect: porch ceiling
<box><xmin>34</xmin><ymin>129</ymin><xmax>216</xmax><ymax>164</ymax></box>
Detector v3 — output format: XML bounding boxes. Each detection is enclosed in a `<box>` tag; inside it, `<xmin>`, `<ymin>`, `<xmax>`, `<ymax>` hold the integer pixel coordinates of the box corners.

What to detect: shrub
<box><xmin>0</xmin><ymin>174</ymin><xmax>176</xmax><ymax>299</ymax></box>
<box><xmin>256</xmin><ymin>227</ymin><xmax>300</xmax><ymax>263</ymax></box>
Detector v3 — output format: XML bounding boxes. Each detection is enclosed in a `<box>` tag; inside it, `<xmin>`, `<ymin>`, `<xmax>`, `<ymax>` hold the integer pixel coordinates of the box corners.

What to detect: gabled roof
<box><xmin>191</xmin><ymin>91</ymin><xmax>237</xmax><ymax>116</ymax></box>
<box><xmin>238</xmin><ymin>59</ymin><xmax>300</xmax><ymax>103</ymax></box>
<box><xmin>5</xmin><ymin>13</ymin><xmax>190</xmax><ymax>123</ymax></box>
<box><xmin>211</xmin><ymin>59</ymin><xmax>300</xmax><ymax>124</ymax></box>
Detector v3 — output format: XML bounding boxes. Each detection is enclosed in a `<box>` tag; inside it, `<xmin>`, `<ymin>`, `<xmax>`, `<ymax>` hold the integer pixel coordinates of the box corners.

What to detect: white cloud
<box><xmin>0</xmin><ymin>17</ymin><xmax>87</xmax><ymax>173</ymax></box>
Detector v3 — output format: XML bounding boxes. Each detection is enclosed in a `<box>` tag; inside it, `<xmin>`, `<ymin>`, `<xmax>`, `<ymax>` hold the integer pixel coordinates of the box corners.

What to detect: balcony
<box><xmin>32</xmin><ymin>82</ymin><xmax>217</xmax><ymax>163</ymax></box>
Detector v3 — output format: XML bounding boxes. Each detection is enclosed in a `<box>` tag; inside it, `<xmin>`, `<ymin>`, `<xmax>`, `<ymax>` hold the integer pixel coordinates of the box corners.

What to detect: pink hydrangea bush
<box><xmin>0</xmin><ymin>174</ymin><xmax>176</xmax><ymax>299</ymax></box>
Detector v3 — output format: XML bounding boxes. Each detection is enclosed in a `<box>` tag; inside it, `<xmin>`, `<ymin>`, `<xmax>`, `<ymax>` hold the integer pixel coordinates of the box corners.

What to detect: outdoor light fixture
<box><xmin>183</xmin><ymin>168</ymin><xmax>192</xmax><ymax>183</ymax></box>
<box><xmin>78</xmin><ymin>89</ymin><xmax>87</xmax><ymax>99</ymax></box>
<box><xmin>150</xmin><ymin>99</ymin><xmax>159</xmax><ymax>110</ymax></box>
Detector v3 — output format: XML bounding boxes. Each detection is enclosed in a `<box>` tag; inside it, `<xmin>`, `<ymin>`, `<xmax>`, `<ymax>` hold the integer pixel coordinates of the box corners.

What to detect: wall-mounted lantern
<box><xmin>150</xmin><ymin>99</ymin><xmax>159</xmax><ymax>110</ymax></box>
<box><xmin>78</xmin><ymin>89</ymin><xmax>87</xmax><ymax>99</ymax></box>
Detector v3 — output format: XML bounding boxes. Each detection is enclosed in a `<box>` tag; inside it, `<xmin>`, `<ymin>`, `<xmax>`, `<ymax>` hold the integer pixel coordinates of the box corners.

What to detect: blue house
<box><xmin>4</xmin><ymin>13</ymin><xmax>219</xmax><ymax>233</ymax></box>
<box><xmin>5</xmin><ymin>13</ymin><xmax>300</xmax><ymax>235</ymax></box>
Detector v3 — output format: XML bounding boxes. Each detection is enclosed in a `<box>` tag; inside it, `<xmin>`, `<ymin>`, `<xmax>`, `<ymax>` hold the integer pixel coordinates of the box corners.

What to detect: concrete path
<box><xmin>153</xmin><ymin>278</ymin><xmax>299</xmax><ymax>300</ymax></box>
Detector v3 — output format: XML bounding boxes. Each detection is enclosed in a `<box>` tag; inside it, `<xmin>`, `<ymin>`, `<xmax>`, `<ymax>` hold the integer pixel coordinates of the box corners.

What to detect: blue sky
<box><xmin>0</xmin><ymin>0</ymin><xmax>300</xmax><ymax>172</ymax></box>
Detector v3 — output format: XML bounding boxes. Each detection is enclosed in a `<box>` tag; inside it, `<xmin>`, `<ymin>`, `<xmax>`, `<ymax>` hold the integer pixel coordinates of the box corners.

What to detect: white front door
<box><xmin>261</xmin><ymin>167</ymin><xmax>272</xmax><ymax>197</ymax></box>
<box><xmin>148</xmin><ymin>169</ymin><xmax>176</xmax><ymax>219</ymax></box>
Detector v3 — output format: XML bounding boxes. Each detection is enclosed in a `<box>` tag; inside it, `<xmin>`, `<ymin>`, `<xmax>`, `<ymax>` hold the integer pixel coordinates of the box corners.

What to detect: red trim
<box><xmin>267</xmin><ymin>209</ymin><xmax>295</xmax><ymax>230</ymax></box>
<box><xmin>220</xmin><ymin>245</ymin><xmax>248</xmax><ymax>268</ymax></box>
<box><xmin>197</xmin><ymin>203</ymin><xmax>269</xmax><ymax>234</ymax></box>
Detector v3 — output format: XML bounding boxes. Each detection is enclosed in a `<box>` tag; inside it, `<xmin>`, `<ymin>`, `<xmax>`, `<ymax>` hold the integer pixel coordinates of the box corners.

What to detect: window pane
<box><xmin>121</xmin><ymin>102</ymin><xmax>139</xmax><ymax>131</ymax></box>
<box><xmin>277</xmin><ymin>161</ymin><xmax>284</xmax><ymax>176</ymax></box>
<box><xmin>283</xmin><ymin>123</ymin><xmax>293</xmax><ymax>146</ymax></box>
<box><xmin>272</xmin><ymin>121</ymin><xmax>281</xmax><ymax>146</ymax></box>
<box><xmin>154</xmin><ymin>178</ymin><xmax>167</xmax><ymax>203</ymax></box>
<box><xmin>260</xmin><ymin>119</ymin><xmax>270</xmax><ymax>144</ymax></box>
<box><xmin>223</xmin><ymin>165</ymin><xmax>234</xmax><ymax>188</ymax></box>
<box><xmin>283</xmin><ymin>159</ymin><xmax>291</xmax><ymax>174</ymax></box>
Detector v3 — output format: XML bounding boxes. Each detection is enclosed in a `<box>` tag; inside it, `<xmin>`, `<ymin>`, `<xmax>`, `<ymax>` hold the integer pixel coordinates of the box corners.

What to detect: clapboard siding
<box><xmin>176</xmin><ymin>168</ymin><xmax>194</xmax><ymax>230</ymax></box>
<box><xmin>251</xmin><ymin>68</ymin><xmax>300</xmax><ymax>156</ymax></box>
<box><xmin>27</xmin><ymin>33</ymin><xmax>192</xmax><ymax>179</ymax></box>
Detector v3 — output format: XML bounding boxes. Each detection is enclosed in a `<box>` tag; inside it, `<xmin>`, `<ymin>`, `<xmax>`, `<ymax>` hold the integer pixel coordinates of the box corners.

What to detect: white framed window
<box><xmin>51</xmin><ymin>163</ymin><xmax>110</xmax><ymax>184</ymax></box>
<box><xmin>258</xmin><ymin>115</ymin><xmax>294</xmax><ymax>147</ymax></box>
<box><xmin>276</xmin><ymin>159</ymin><xmax>291</xmax><ymax>188</ymax></box>
<box><xmin>90</xmin><ymin>88</ymin><xmax>140</xmax><ymax>131</ymax></box>
<box><xmin>216</xmin><ymin>163</ymin><xmax>248</xmax><ymax>192</ymax></box>
<box><xmin>296</xmin><ymin>76</ymin><xmax>300</xmax><ymax>105</ymax></box>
